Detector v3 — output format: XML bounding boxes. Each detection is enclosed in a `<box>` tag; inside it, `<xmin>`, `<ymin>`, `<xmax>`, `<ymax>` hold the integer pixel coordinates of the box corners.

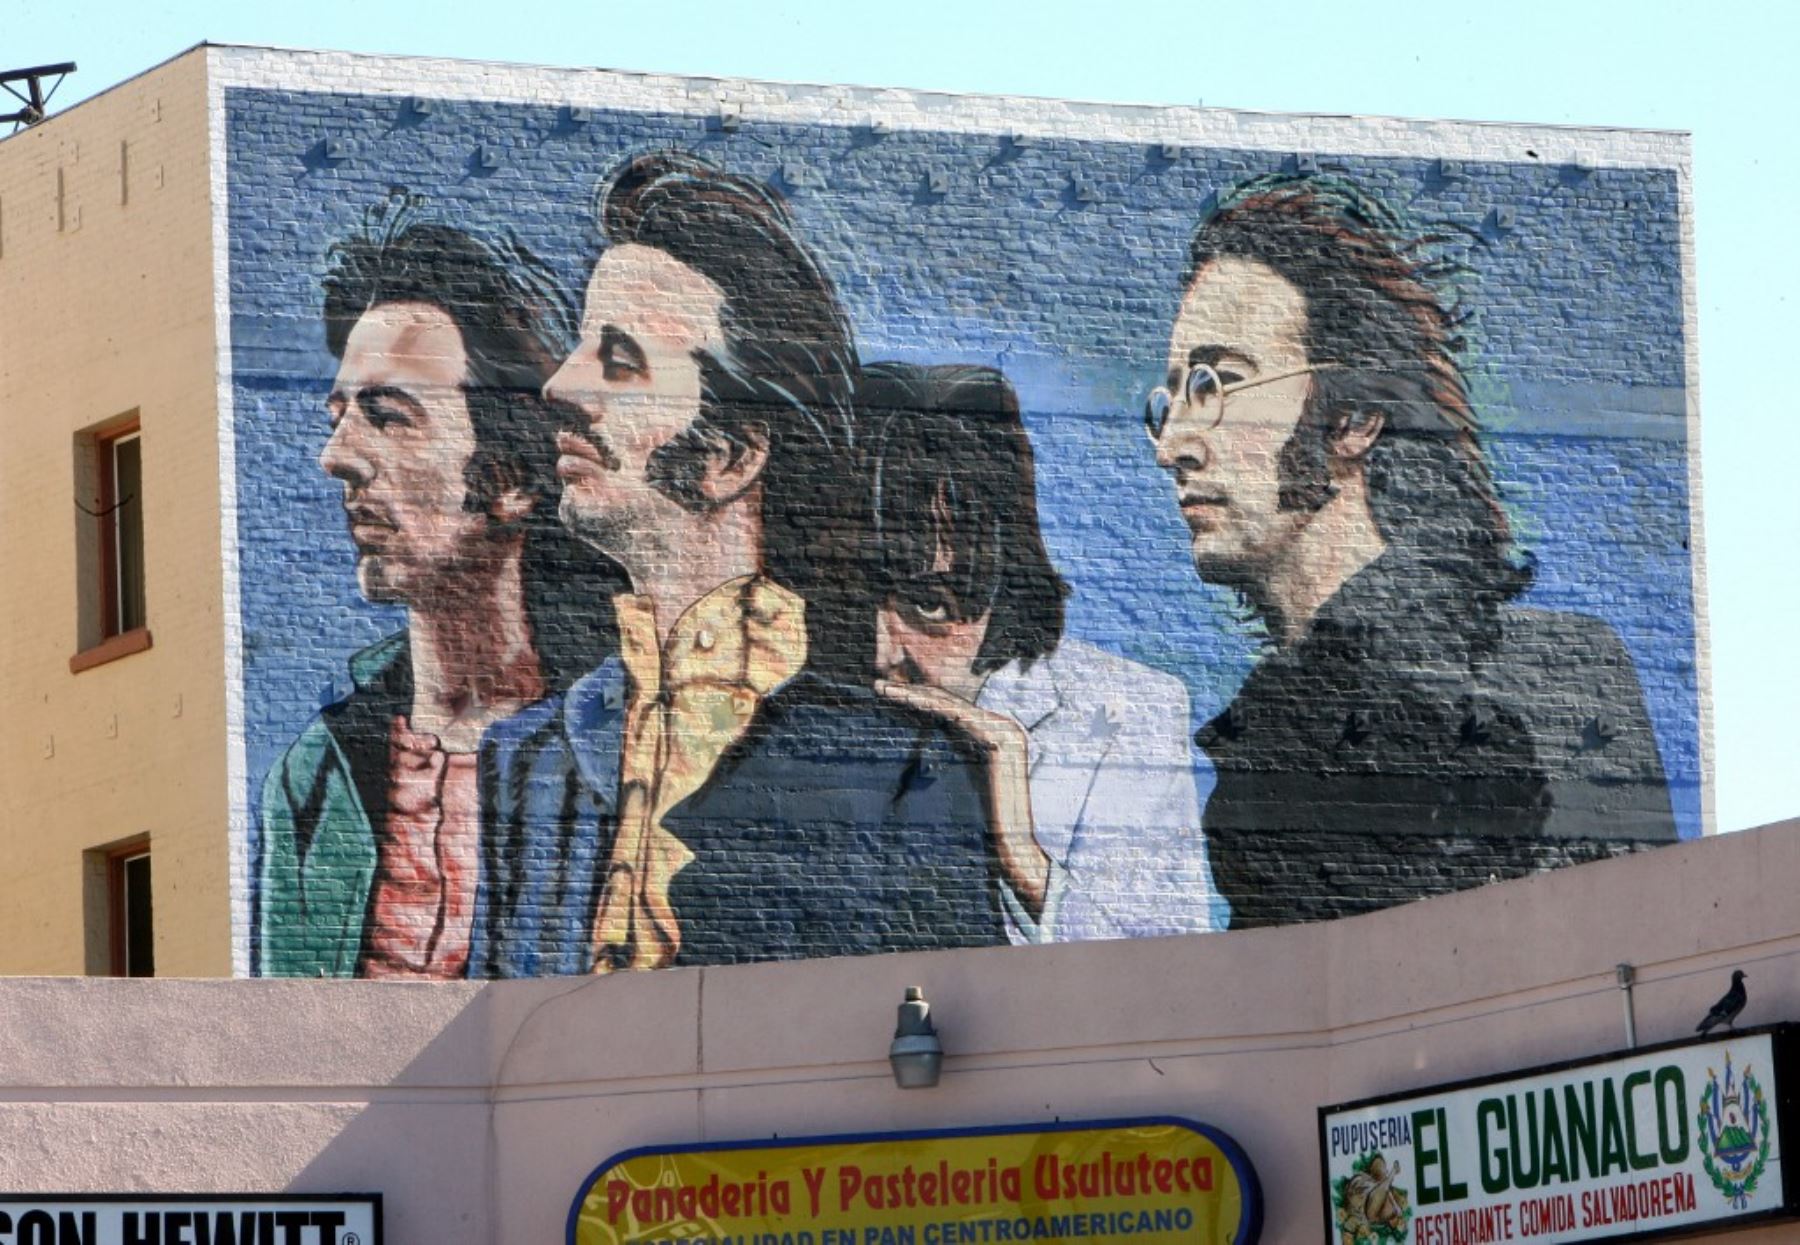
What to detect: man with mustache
<box><xmin>1151</xmin><ymin>173</ymin><xmax>1676</xmax><ymax>928</ymax></box>
<box><xmin>474</xmin><ymin>153</ymin><xmax>1003</xmax><ymax>974</ymax></box>
<box><xmin>258</xmin><ymin>211</ymin><xmax>623</xmax><ymax>977</ymax></box>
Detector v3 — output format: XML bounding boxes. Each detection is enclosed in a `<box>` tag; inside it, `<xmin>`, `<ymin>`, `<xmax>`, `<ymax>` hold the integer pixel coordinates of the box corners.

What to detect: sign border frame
<box><xmin>1314</xmin><ymin>1020</ymin><xmax>1800</xmax><ymax>1245</ymax></box>
<box><xmin>566</xmin><ymin>1114</ymin><xmax>1263</xmax><ymax>1245</ymax></box>
<box><xmin>0</xmin><ymin>1192</ymin><xmax>382</xmax><ymax>1245</ymax></box>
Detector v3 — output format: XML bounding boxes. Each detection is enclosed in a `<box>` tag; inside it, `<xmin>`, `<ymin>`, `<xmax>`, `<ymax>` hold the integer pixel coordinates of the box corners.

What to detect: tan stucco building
<box><xmin>0</xmin><ymin>51</ymin><xmax>231</xmax><ymax>976</ymax></box>
<box><xmin>0</xmin><ymin>817</ymin><xmax>1794</xmax><ymax>1242</ymax></box>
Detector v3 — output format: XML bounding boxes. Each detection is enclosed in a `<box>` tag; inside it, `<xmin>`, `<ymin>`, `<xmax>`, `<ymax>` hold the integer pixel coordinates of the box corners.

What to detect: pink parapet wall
<box><xmin>0</xmin><ymin>820</ymin><xmax>1795</xmax><ymax>1245</ymax></box>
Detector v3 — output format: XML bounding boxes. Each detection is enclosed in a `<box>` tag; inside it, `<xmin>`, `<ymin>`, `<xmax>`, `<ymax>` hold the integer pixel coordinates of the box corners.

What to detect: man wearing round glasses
<box><xmin>1152</xmin><ymin>173</ymin><xmax>1677</xmax><ymax>930</ymax></box>
<box><xmin>1148</xmin><ymin>352</ymin><xmax>1354</xmax><ymax>615</ymax></box>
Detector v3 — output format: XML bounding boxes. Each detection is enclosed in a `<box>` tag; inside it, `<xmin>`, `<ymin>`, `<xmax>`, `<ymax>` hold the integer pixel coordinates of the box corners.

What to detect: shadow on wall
<box><xmin>288</xmin><ymin>973</ymin><xmax>705</xmax><ymax>1243</ymax></box>
<box><xmin>281</xmin><ymin>983</ymin><xmax>512</xmax><ymax>1241</ymax></box>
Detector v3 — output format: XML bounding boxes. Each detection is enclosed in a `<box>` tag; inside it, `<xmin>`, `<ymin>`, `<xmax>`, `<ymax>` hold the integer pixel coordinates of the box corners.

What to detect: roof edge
<box><xmin>198</xmin><ymin>41</ymin><xmax>1691</xmax><ymax>141</ymax></box>
<box><xmin>0</xmin><ymin>42</ymin><xmax>211</xmax><ymax>147</ymax></box>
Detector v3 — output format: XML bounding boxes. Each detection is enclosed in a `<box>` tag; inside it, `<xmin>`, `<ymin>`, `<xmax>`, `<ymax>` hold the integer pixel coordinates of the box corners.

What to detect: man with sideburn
<box><xmin>1150</xmin><ymin>174</ymin><xmax>1676</xmax><ymax>928</ymax></box>
<box><xmin>474</xmin><ymin>153</ymin><xmax>1002</xmax><ymax>974</ymax></box>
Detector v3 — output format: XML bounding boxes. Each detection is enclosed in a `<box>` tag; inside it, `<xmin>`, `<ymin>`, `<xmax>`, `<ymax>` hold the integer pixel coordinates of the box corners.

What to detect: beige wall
<box><xmin>0</xmin><ymin>49</ymin><xmax>230</xmax><ymax>975</ymax></box>
<box><xmin>0</xmin><ymin>820</ymin><xmax>1792</xmax><ymax>1243</ymax></box>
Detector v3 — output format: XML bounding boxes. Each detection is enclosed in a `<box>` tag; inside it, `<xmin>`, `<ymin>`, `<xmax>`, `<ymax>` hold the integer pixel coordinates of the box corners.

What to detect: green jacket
<box><xmin>257</xmin><ymin>634</ymin><xmax>410</xmax><ymax>977</ymax></box>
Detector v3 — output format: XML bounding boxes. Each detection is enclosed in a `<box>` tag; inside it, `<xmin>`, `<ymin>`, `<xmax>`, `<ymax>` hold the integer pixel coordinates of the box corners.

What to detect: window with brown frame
<box><xmin>71</xmin><ymin>415</ymin><xmax>152</xmax><ymax>672</ymax></box>
<box><xmin>100</xmin><ymin>425</ymin><xmax>147</xmax><ymax>637</ymax></box>
<box><xmin>84</xmin><ymin>837</ymin><xmax>155</xmax><ymax>976</ymax></box>
<box><xmin>110</xmin><ymin>845</ymin><xmax>155</xmax><ymax>977</ymax></box>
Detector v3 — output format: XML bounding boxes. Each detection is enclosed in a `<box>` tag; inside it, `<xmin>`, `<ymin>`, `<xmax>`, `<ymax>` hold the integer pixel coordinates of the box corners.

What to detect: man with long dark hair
<box><xmin>258</xmin><ymin>206</ymin><xmax>624</xmax><ymax>977</ymax></box>
<box><xmin>865</xmin><ymin>363</ymin><xmax>1226</xmax><ymax>940</ymax></box>
<box><xmin>476</xmin><ymin>153</ymin><xmax>1002</xmax><ymax>973</ymax></box>
<box><xmin>1151</xmin><ymin>173</ymin><xmax>1675</xmax><ymax>928</ymax></box>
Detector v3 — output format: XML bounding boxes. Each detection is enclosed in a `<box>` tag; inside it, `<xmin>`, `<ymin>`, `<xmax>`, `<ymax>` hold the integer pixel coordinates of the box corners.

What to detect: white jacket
<box><xmin>978</xmin><ymin>638</ymin><xmax>1228</xmax><ymax>941</ymax></box>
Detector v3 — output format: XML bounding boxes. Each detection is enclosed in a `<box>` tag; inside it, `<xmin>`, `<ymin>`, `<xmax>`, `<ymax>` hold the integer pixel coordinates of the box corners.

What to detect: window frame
<box><xmin>70</xmin><ymin>415</ymin><xmax>152</xmax><ymax>673</ymax></box>
<box><xmin>98</xmin><ymin>420</ymin><xmax>143</xmax><ymax>639</ymax></box>
<box><xmin>105</xmin><ymin>838</ymin><xmax>154</xmax><ymax>978</ymax></box>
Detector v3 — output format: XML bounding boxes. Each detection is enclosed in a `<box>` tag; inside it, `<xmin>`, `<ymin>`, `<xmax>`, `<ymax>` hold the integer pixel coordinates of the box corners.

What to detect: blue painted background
<box><xmin>224</xmin><ymin>86</ymin><xmax>1699</xmax><ymax>904</ymax></box>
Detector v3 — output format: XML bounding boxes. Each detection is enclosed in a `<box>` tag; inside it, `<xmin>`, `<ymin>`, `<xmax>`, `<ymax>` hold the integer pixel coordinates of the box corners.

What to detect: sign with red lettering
<box><xmin>1319</xmin><ymin>1024</ymin><xmax>1799</xmax><ymax>1244</ymax></box>
<box><xmin>569</xmin><ymin>1118</ymin><xmax>1261</xmax><ymax>1245</ymax></box>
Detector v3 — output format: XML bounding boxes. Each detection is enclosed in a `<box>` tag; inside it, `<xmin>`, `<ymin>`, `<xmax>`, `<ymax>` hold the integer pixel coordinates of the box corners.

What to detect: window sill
<box><xmin>70</xmin><ymin>627</ymin><xmax>153</xmax><ymax>674</ymax></box>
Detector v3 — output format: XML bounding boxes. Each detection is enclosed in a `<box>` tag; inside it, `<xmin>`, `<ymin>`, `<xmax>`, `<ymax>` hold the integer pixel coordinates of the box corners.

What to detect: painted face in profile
<box><xmin>544</xmin><ymin>243</ymin><xmax>728</xmax><ymax>566</ymax></box>
<box><xmin>1153</xmin><ymin>255</ymin><xmax>1320</xmax><ymax>589</ymax></box>
<box><xmin>320</xmin><ymin>301</ymin><xmax>491</xmax><ymax>606</ymax></box>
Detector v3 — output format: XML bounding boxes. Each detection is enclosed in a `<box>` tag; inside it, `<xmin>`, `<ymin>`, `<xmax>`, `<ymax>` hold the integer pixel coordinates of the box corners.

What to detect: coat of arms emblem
<box><xmin>1696</xmin><ymin>1051</ymin><xmax>1770</xmax><ymax>1208</ymax></box>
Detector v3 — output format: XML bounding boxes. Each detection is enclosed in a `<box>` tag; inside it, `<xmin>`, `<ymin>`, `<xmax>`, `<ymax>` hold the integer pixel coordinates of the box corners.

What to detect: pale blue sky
<box><xmin>13</xmin><ymin>0</ymin><xmax>1795</xmax><ymax>830</ymax></box>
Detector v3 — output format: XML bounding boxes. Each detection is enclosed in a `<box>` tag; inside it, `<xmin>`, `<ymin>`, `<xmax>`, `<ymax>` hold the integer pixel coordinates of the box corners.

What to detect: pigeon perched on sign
<box><xmin>1696</xmin><ymin>970</ymin><xmax>1748</xmax><ymax>1035</ymax></box>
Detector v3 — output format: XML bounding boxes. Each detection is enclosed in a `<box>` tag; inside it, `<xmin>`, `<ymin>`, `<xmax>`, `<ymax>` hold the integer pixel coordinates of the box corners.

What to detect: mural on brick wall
<box><xmin>225</xmin><ymin>83</ymin><xmax>1698</xmax><ymax>977</ymax></box>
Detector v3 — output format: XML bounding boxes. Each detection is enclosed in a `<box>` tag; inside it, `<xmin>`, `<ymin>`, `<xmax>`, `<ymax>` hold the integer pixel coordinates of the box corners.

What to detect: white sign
<box><xmin>0</xmin><ymin>1196</ymin><xmax>378</xmax><ymax>1245</ymax></box>
<box><xmin>1319</xmin><ymin>1029</ymin><xmax>1794</xmax><ymax>1245</ymax></box>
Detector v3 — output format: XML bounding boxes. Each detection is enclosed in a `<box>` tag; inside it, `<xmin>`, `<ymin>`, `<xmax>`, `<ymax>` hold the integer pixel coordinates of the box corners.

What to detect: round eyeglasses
<box><xmin>1144</xmin><ymin>361</ymin><xmax>1342</xmax><ymax>442</ymax></box>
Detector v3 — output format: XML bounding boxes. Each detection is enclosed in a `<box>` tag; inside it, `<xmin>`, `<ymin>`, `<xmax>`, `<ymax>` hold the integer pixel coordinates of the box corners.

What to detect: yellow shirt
<box><xmin>591</xmin><ymin>575</ymin><xmax>806</xmax><ymax>972</ymax></box>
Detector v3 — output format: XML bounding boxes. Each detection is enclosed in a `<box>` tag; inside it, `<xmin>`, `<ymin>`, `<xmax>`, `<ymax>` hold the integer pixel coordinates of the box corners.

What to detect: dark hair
<box><xmin>864</xmin><ymin>362</ymin><xmax>1069</xmax><ymax>675</ymax></box>
<box><xmin>595</xmin><ymin>152</ymin><xmax>868</xmax><ymax>676</ymax></box>
<box><xmin>1184</xmin><ymin>174</ymin><xmax>1530</xmax><ymax>604</ymax></box>
<box><xmin>322</xmin><ymin>203</ymin><xmax>624</xmax><ymax>688</ymax></box>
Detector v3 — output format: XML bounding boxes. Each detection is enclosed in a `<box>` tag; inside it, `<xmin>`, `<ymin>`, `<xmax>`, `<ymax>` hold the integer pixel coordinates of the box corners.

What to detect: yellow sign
<box><xmin>569</xmin><ymin>1117</ymin><xmax>1262</xmax><ymax>1245</ymax></box>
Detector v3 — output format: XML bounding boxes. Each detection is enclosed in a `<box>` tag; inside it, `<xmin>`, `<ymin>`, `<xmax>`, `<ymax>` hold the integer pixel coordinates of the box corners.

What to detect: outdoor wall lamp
<box><xmin>889</xmin><ymin>986</ymin><xmax>943</xmax><ymax>1089</ymax></box>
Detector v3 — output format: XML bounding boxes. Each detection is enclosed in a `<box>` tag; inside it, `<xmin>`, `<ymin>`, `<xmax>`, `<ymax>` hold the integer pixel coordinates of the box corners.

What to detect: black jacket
<box><xmin>666</xmin><ymin>673</ymin><xmax>1007</xmax><ymax>965</ymax></box>
<box><xmin>1198</xmin><ymin>551</ymin><xmax>1676</xmax><ymax>928</ymax></box>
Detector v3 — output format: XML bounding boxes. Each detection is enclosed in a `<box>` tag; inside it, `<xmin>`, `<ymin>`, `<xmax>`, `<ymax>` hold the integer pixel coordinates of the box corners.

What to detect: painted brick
<box><xmin>216</xmin><ymin>48</ymin><xmax>1708</xmax><ymax>975</ymax></box>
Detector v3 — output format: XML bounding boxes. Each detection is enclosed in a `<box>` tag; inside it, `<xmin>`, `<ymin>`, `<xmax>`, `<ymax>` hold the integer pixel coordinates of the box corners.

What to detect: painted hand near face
<box><xmin>875</xmin><ymin>678</ymin><xmax>1051</xmax><ymax>919</ymax></box>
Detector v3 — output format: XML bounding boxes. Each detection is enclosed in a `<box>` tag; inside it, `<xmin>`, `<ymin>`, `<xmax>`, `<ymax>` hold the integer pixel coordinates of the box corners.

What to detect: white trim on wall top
<box><xmin>203</xmin><ymin>43</ymin><xmax>1689</xmax><ymax>173</ymax></box>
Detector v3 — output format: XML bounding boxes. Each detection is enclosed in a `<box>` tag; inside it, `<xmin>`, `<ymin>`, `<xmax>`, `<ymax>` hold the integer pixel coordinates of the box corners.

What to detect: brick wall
<box><xmin>213</xmin><ymin>48</ymin><xmax>1703</xmax><ymax>978</ymax></box>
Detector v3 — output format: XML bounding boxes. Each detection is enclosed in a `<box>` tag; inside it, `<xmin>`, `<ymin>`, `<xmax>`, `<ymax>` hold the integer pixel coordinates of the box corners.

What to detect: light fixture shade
<box><xmin>889</xmin><ymin>986</ymin><xmax>943</xmax><ymax>1089</ymax></box>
